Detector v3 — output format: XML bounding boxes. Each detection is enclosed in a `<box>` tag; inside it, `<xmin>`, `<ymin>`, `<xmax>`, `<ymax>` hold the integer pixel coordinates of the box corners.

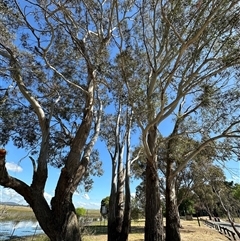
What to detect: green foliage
<box><xmin>179</xmin><ymin>199</ymin><xmax>195</xmax><ymax>215</ymax></box>
<box><xmin>232</xmin><ymin>183</ymin><xmax>240</xmax><ymax>200</ymax></box>
<box><xmin>76</xmin><ymin>207</ymin><xmax>87</xmax><ymax>217</ymax></box>
<box><xmin>131</xmin><ymin>197</ymin><xmax>144</xmax><ymax>221</ymax></box>
<box><xmin>101</xmin><ymin>196</ymin><xmax>110</xmax><ymax>206</ymax></box>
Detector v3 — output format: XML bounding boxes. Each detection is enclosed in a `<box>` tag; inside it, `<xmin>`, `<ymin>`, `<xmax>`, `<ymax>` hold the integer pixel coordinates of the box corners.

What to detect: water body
<box><xmin>0</xmin><ymin>220</ymin><xmax>43</xmax><ymax>240</ymax></box>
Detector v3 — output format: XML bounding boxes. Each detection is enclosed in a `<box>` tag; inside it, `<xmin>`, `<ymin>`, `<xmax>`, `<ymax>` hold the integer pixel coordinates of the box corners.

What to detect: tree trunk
<box><xmin>144</xmin><ymin>125</ymin><xmax>164</xmax><ymax>241</ymax></box>
<box><xmin>120</xmin><ymin>154</ymin><xmax>131</xmax><ymax>241</ymax></box>
<box><xmin>145</xmin><ymin>160</ymin><xmax>164</xmax><ymax>241</ymax></box>
<box><xmin>47</xmin><ymin>168</ymin><xmax>81</xmax><ymax>241</ymax></box>
<box><xmin>108</xmin><ymin>148</ymin><xmax>125</xmax><ymax>241</ymax></box>
<box><xmin>13</xmin><ymin>190</ymin><xmax>80</xmax><ymax>241</ymax></box>
<box><xmin>31</xmin><ymin>166</ymin><xmax>82</xmax><ymax>241</ymax></box>
<box><xmin>1</xmin><ymin>151</ymin><xmax>82</xmax><ymax>241</ymax></box>
<box><xmin>116</xmin><ymin>148</ymin><xmax>125</xmax><ymax>238</ymax></box>
<box><xmin>32</xmin><ymin>198</ymin><xmax>81</xmax><ymax>241</ymax></box>
<box><xmin>108</xmin><ymin>161</ymin><xmax>118</xmax><ymax>241</ymax></box>
<box><xmin>120</xmin><ymin>183</ymin><xmax>131</xmax><ymax>241</ymax></box>
<box><xmin>165</xmin><ymin>177</ymin><xmax>181</xmax><ymax>241</ymax></box>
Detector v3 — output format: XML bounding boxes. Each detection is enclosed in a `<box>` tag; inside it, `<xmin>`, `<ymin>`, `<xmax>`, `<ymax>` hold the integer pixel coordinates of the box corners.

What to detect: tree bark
<box><xmin>120</xmin><ymin>153</ymin><xmax>131</xmax><ymax>241</ymax></box>
<box><xmin>145</xmin><ymin>160</ymin><xmax>164</xmax><ymax>241</ymax></box>
<box><xmin>144</xmin><ymin>125</ymin><xmax>164</xmax><ymax>241</ymax></box>
<box><xmin>51</xmin><ymin>193</ymin><xmax>81</xmax><ymax>241</ymax></box>
<box><xmin>0</xmin><ymin>149</ymin><xmax>82</xmax><ymax>241</ymax></box>
<box><xmin>165</xmin><ymin>177</ymin><xmax>181</xmax><ymax>241</ymax></box>
<box><xmin>108</xmin><ymin>148</ymin><xmax>125</xmax><ymax>241</ymax></box>
<box><xmin>107</xmin><ymin>109</ymin><xmax>133</xmax><ymax>241</ymax></box>
<box><xmin>115</xmin><ymin>151</ymin><xmax>125</xmax><ymax>240</ymax></box>
<box><xmin>108</xmin><ymin>159</ymin><xmax>118</xmax><ymax>241</ymax></box>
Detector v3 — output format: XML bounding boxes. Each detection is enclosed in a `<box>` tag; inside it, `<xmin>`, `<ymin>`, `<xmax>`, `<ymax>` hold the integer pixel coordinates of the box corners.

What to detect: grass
<box><xmin>0</xmin><ymin>206</ymin><xmax>101</xmax><ymax>222</ymax></box>
<box><xmin>1</xmin><ymin>206</ymin><xmax>229</xmax><ymax>241</ymax></box>
<box><xmin>84</xmin><ymin>209</ymin><xmax>101</xmax><ymax>217</ymax></box>
<box><xmin>0</xmin><ymin>205</ymin><xmax>36</xmax><ymax>221</ymax></box>
<box><xmin>81</xmin><ymin>218</ymin><xmax>229</xmax><ymax>241</ymax></box>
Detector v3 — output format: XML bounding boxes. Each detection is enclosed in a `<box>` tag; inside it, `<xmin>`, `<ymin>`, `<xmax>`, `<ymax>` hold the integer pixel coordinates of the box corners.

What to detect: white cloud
<box><xmin>6</xmin><ymin>162</ymin><xmax>23</xmax><ymax>173</ymax></box>
<box><xmin>89</xmin><ymin>202</ymin><xmax>101</xmax><ymax>208</ymax></box>
<box><xmin>0</xmin><ymin>188</ymin><xmax>54</xmax><ymax>206</ymax></box>
<box><xmin>0</xmin><ymin>187</ymin><xmax>27</xmax><ymax>205</ymax></box>
<box><xmin>75</xmin><ymin>201</ymin><xmax>100</xmax><ymax>209</ymax></box>
<box><xmin>82</xmin><ymin>193</ymin><xmax>90</xmax><ymax>200</ymax></box>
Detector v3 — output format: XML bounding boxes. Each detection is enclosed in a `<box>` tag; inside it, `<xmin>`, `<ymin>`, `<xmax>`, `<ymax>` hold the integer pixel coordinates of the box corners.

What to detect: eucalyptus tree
<box><xmin>116</xmin><ymin>1</ymin><xmax>240</xmax><ymax>241</ymax></box>
<box><xmin>0</xmin><ymin>0</ymin><xmax>118</xmax><ymax>240</ymax></box>
<box><xmin>100</xmin><ymin>96</ymin><xmax>137</xmax><ymax>241</ymax></box>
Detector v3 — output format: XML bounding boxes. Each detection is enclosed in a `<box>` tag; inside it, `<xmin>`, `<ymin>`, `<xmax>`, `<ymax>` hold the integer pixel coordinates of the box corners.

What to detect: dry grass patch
<box><xmin>83</xmin><ymin>219</ymin><xmax>229</xmax><ymax>241</ymax></box>
<box><xmin>0</xmin><ymin>205</ymin><xmax>36</xmax><ymax>221</ymax></box>
<box><xmin>181</xmin><ymin>219</ymin><xmax>228</xmax><ymax>241</ymax></box>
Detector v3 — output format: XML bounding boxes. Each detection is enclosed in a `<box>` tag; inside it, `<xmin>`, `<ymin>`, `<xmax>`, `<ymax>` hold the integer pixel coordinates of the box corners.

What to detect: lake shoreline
<box><xmin>4</xmin><ymin>233</ymin><xmax>47</xmax><ymax>241</ymax></box>
<box><xmin>0</xmin><ymin>220</ymin><xmax>43</xmax><ymax>241</ymax></box>
<box><xmin>4</xmin><ymin>233</ymin><xmax>45</xmax><ymax>241</ymax></box>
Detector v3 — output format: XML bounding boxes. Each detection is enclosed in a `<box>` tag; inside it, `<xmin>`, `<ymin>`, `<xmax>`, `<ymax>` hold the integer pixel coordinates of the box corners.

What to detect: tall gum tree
<box><xmin>117</xmin><ymin>1</ymin><xmax>240</xmax><ymax>241</ymax></box>
<box><xmin>0</xmin><ymin>0</ymin><xmax>116</xmax><ymax>240</ymax></box>
<box><xmin>100</xmin><ymin>96</ymin><xmax>137</xmax><ymax>241</ymax></box>
<box><xmin>1</xmin><ymin>1</ymin><xmax>240</xmax><ymax>241</ymax></box>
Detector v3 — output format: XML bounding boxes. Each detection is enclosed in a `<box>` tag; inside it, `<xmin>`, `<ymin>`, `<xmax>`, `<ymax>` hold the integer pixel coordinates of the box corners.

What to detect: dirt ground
<box><xmin>180</xmin><ymin>219</ymin><xmax>228</xmax><ymax>241</ymax></box>
<box><xmin>79</xmin><ymin>218</ymin><xmax>229</xmax><ymax>241</ymax></box>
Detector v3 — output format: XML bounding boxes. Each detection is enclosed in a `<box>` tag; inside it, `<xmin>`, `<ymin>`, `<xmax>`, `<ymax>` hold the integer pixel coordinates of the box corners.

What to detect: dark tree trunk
<box><xmin>144</xmin><ymin>126</ymin><xmax>164</xmax><ymax>241</ymax></box>
<box><xmin>31</xmin><ymin>163</ymin><xmax>84</xmax><ymax>241</ymax></box>
<box><xmin>120</xmin><ymin>155</ymin><xmax>131</xmax><ymax>241</ymax></box>
<box><xmin>115</xmin><ymin>150</ymin><xmax>125</xmax><ymax>239</ymax></box>
<box><xmin>108</xmin><ymin>109</ymin><xmax>133</xmax><ymax>241</ymax></box>
<box><xmin>120</xmin><ymin>186</ymin><xmax>131</xmax><ymax>241</ymax></box>
<box><xmin>108</xmin><ymin>161</ymin><xmax>118</xmax><ymax>241</ymax></box>
<box><xmin>29</xmin><ymin>195</ymin><xmax>81</xmax><ymax>241</ymax></box>
<box><xmin>108</xmin><ymin>151</ymin><xmax>125</xmax><ymax>241</ymax></box>
<box><xmin>0</xmin><ymin>152</ymin><xmax>82</xmax><ymax>241</ymax></box>
<box><xmin>145</xmin><ymin>160</ymin><xmax>164</xmax><ymax>241</ymax></box>
<box><xmin>165</xmin><ymin>177</ymin><xmax>181</xmax><ymax>241</ymax></box>
<box><xmin>50</xmin><ymin>189</ymin><xmax>81</xmax><ymax>241</ymax></box>
<box><xmin>165</xmin><ymin>116</ymin><xmax>182</xmax><ymax>241</ymax></box>
<box><xmin>45</xmin><ymin>207</ymin><xmax>80</xmax><ymax>241</ymax></box>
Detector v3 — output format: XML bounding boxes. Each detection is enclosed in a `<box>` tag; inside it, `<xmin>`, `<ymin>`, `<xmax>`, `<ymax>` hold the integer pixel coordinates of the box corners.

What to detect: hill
<box><xmin>0</xmin><ymin>201</ymin><xmax>21</xmax><ymax>206</ymax></box>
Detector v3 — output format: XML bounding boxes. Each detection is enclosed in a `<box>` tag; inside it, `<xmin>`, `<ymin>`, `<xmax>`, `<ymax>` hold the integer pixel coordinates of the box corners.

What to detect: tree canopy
<box><xmin>1</xmin><ymin>1</ymin><xmax>240</xmax><ymax>241</ymax></box>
